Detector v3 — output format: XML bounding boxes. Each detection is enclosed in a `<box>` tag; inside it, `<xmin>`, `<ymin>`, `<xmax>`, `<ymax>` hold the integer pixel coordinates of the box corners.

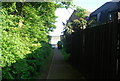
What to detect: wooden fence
<box><xmin>69</xmin><ymin>20</ymin><xmax>120</xmax><ymax>80</ymax></box>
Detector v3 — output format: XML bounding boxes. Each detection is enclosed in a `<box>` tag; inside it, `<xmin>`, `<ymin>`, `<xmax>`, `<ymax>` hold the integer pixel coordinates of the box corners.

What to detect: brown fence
<box><xmin>69</xmin><ymin>20</ymin><xmax>120</xmax><ymax>80</ymax></box>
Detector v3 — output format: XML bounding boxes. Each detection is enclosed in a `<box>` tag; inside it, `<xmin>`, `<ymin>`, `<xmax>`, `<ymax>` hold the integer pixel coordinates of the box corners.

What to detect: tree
<box><xmin>57</xmin><ymin>41</ymin><xmax>62</xmax><ymax>49</ymax></box>
<box><xmin>71</xmin><ymin>18</ymin><xmax>87</xmax><ymax>31</ymax></box>
<box><xmin>1</xmin><ymin>1</ymin><xmax>77</xmax><ymax>79</ymax></box>
<box><xmin>62</xmin><ymin>6</ymin><xmax>87</xmax><ymax>59</ymax></box>
<box><xmin>1</xmin><ymin>2</ymin><xmax>59</xmax><ymax>79</ymax></box>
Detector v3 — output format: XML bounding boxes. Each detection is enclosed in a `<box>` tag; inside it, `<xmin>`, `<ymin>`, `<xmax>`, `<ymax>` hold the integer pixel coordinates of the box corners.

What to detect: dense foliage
<box><xmin>61</xmin><ymin>48</ymin><xmax>70</xmax><ymax>61</ymax></box>
<box><xmin>57</xmin><ymin>41</ymin><xmax>62</xmax><ymax>49</ymax></box>
<box><xmin>1</xmin><ymin>2</ymin><xmax>58</xmax><ymax>79</ymax></box>
<box><xmin>62</xmin><ymin>7</ymin><xmax>87</xmax><ymax>59</ymax></box>
<box><xmin>70</xmin><ymin>18</ymin><xmax>87</xmax><ymax>30</ymax></box>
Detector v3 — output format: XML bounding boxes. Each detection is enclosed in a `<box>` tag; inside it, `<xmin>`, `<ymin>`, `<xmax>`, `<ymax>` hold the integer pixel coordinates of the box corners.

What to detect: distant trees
<box><xmin>57</xmin><ymin>41</ymin><xmax>62</xmax><ymax>49</ymax></box>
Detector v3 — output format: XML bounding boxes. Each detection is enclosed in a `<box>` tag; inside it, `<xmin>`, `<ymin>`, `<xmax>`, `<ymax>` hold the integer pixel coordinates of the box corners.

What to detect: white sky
<box><xmin>49</xmin><ymin>0</ymin><xmax>112</xmax><ymax>44</ymax></box>
<box><xmin>49</xmin><ymin>8</ymin><xmax>73</xmax><ymax>36</ymax></box>
<box><xmin>49</xmin><ymin>0</ymin><xmax>111</xmax><ymax>36</ymax></box>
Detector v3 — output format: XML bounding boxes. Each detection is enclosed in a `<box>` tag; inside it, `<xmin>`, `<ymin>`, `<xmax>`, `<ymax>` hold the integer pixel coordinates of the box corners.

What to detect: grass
<box><xmin>60</xmin><ymin>48</ymin><xmax>70</xmax><ymax>61</ymax></box>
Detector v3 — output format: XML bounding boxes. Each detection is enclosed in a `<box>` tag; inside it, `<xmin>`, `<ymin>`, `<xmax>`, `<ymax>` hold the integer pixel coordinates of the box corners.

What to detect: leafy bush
<box><xmin>1</xmin><ymin>2</ymin><xmax>56</xmax><ymax>79</ymax></box>
<box><xmin>1</xmin><ymin>2</ymin><xmax>74</xmax><ymax>79</ymax></box>
<box><xmin>61</xmin><ymin>48</ymin><xmax>70</xmax><ymax>61</ymax></box>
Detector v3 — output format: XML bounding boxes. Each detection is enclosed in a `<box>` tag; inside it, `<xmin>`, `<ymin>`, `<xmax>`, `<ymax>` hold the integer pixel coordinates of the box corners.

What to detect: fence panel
<box><xmin>69</xmin><ymin>21</ymin><xmax>119</xmax><ymax>80</ymax></box>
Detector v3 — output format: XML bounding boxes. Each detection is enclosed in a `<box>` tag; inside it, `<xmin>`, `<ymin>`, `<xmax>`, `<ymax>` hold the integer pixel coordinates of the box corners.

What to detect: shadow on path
<box><xmin>45</xmin><ymin>48</ymin><xmax>85</xmax><ymax>80</ymax></box>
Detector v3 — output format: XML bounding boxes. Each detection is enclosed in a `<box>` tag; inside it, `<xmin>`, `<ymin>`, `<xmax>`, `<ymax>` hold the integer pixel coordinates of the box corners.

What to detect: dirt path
<box><xmin>46</xmin><ymin>48</ymin><xmax>85</xmax><ymax>80</ymax></box>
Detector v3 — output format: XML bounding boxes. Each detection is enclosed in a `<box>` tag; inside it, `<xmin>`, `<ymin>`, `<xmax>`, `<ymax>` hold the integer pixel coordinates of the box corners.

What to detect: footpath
<box><xmin>40</xmin><ymin>48</ymin><xmax>85</xmax><ymax>80</ymax></box>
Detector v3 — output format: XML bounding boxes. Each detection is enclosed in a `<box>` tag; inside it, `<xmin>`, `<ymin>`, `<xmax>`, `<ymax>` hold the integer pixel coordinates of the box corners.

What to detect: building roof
<box><xmin>67</xmin><ymin>10</ymin><xmax>79</xmax><ymax>23</ymax></box>
<box><xmin>90</xmin><ymin>2</ymin><xmax>120</xmax><ymax>16</ymax></box>
<box><xmin>67</xmin><ymin>10</ymin><xmax>91</xmax><ymax>24</ymax></box>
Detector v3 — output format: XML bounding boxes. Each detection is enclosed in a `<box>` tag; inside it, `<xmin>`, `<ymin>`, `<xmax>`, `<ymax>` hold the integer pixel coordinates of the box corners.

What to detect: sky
<box><xmin>73</xmin><ymin>0</ymin><xmax>111</xmax><ymax>12</ymax></box>
<box><xmin>49</xmin><ymin>0</ymin><xmax>113</xmax><ymax>44</ymax></box>
<box><xmin>49</xmin><ymin>8</ymin><xmax>73</xmax><ymax>36</ymax></box>
<box><xmin>49</xmin><ymin>0</ymin><xmax>111</xmax><ymax>36</ymax></box>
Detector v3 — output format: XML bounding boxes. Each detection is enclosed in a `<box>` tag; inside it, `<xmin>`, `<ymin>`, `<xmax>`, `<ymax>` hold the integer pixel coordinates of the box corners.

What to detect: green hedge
<box><xmin>2</xmin><ymin>42</ymin><xmax>52</xmax><ymax>79</ymax></box>
<box><xmin>1</xmin><ymin>2</ymin><xmax>56</xmax><ymax>79</ymax></box>
<box><xmin>61</xmin><ymin>48</ymin><xmax>70</xmax><ymax>61</ymax></box>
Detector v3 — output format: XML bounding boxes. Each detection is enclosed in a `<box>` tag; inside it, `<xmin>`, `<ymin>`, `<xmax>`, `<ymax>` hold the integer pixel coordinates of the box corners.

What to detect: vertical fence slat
<box><xmin>69</xmin><ymin>20</ymin><xmax>119</xmax><ymax>80</ymax></box>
